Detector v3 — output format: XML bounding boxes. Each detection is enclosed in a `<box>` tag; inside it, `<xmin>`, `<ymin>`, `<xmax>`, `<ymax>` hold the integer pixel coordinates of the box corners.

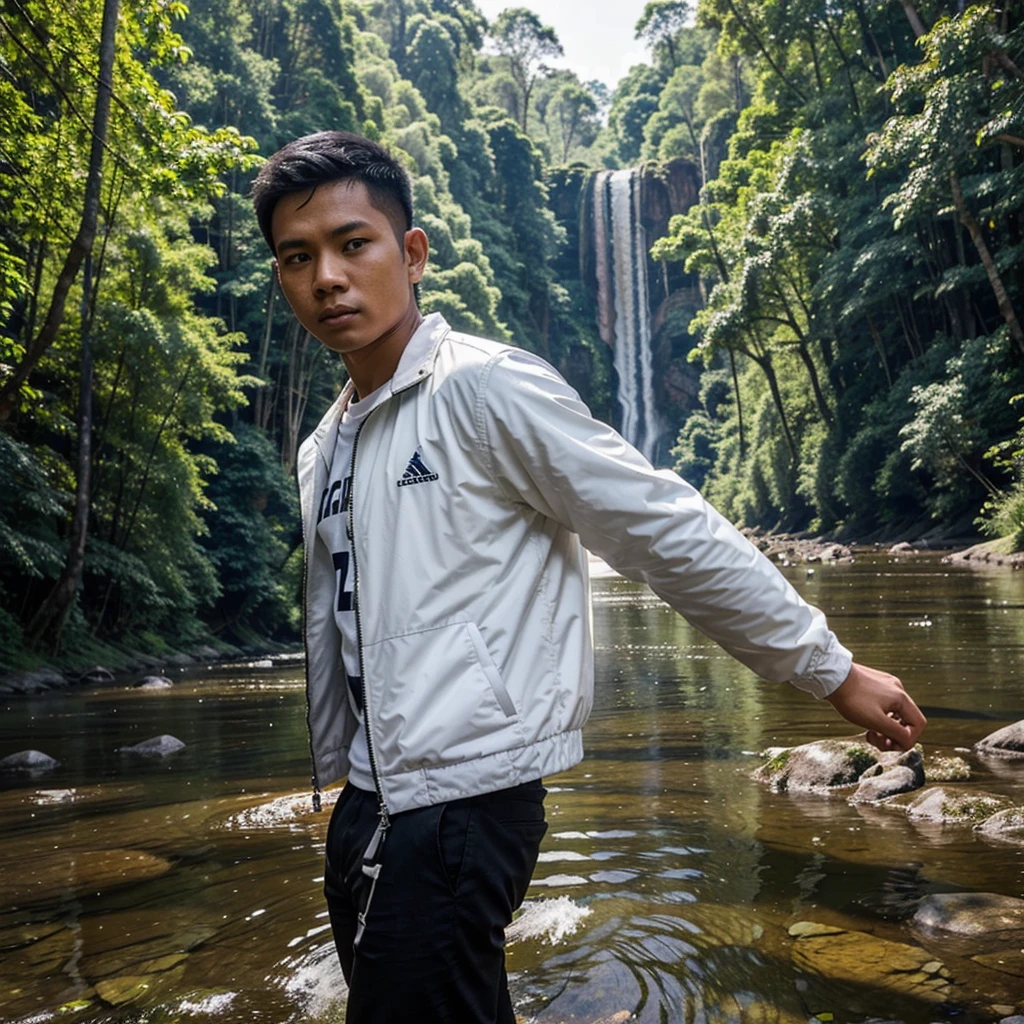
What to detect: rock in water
<box><xmin>976</xmin><ymin>720</ymin><xmax>1024</xmax><ymax>758</ymax></box>
<box><xmin>135</xmin><ymin>676</ymin><xmax>173</xmax><ymax>690</ymax></box>
<box><xmin>789</xmin><ymin>920</ymin><xmax>952</xmax><ymax>1004</ymax></box>
<box><xmin>906</xmin><ymin>787</ymin><xmax>1013</xmax><ymax>824</ymax></box>
<box><xmin>913</xmin><ymin>892</ymin><xmax>1024</xmax><ymax>937</ymax></box>
<box><xmin>2</xmin><ymin>667</ymin><xmax>66</xmax><ymax>693</ymax></box>
<box><xmin>976</xmin><ymin>807</ymin><xmax>1024</xmax><ymax>844</ymax></box>
<box><xmin>851</xmin><ymin>764</ymin><xmax>921</xmax><ymax>803</ymax></box>
<box><xmin>78</xmin><ymin>665</ymin><xmax>115</xmax><ymax>685</ymax></box>
<box><xmin>0</xmin><ymin>749</ymin><xmax>60</xmax><ymax>772</ymax></box>
<box><xmin>753</xmin><ymin>739</ymin><xmax>881</xmax><ymax>794</ymax></box>
<box><xmin>119</xmin><ymin>735</ymin><xmax>185</xmax><ymax>756</ymax></box>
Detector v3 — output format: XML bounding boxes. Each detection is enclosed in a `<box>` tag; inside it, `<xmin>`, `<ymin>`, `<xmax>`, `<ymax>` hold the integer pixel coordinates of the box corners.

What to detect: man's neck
<box><xmin>343</xmin><ymin>301</ymin><xmax>423</xmax><ymax>399</ymax></box>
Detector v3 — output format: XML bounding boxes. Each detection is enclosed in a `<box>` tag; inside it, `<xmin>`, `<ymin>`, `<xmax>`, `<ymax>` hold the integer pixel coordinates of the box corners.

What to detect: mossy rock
<box><xmin>906</xmin><ymin>787</ymin><xmax>1014</xmax><ymax>825</ymax></box>
<box><xmin>753</xmin><ymin>739</ymin><xmax>881</xmax><ymax>795</ymax></box>
<box><xmin>976</xmin><ymin>806</ymin><xmax>1024</xmax><ymax>844</ymax></box>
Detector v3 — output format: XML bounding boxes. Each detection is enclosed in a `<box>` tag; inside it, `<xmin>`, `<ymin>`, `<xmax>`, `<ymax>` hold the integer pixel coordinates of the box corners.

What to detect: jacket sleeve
<box><xmin>475</xmin><ymin>348</ymin><xmax>852</xmax><ymax>698</ymax></box>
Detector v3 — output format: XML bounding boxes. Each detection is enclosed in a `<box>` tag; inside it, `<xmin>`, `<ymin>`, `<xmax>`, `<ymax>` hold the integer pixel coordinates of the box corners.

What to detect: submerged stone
<box><xmin>118</xmin><ymin>734</ymin><xmax>185</xmax><ymax>756</ymax></box>
<box><xmin>913</xmin><ymin>892</ymin><xmax>1024</xmax><ymax>936</ymax></box>
<box><xmin>790</xmin><ymin>923</ymin><xmax>952</xmax><ymax>1003</ymax></box>
<box><xmin>0</xmin><ymin>749</ymin><xmax>59</xmax><ymax>772</ymax></box>
<box><xmin>95</xmin><ymin>975</ymin><xmax>154</xmax><ymax>1006</ymax></box>
<box><xmin>1</xmin><ymin>849</ymin><xmax>174</xmax><ymax>907</ymax></box>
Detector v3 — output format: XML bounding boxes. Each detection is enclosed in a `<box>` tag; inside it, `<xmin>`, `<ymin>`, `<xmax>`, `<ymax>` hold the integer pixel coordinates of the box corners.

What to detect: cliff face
<box><xmin>639</xmin><ymin>159</ymin><xmax>701</xmax><ymax>246</ymax></box>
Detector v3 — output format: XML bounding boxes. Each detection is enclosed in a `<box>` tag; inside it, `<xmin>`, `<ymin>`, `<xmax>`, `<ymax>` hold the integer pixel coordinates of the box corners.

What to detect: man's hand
<box><xmin>826</xmin><ymin>662</ymin><xmax>927</xmax><ymax>752</ymax></box>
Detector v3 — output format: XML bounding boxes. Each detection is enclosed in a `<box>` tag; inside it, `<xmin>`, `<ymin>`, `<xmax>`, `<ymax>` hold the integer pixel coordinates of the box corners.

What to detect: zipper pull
<box><xmin>362</xmin><ymin>814</ymin><xmax>388</xmax><ymax>864</ymax></box>
<box><xmin>312</xmin><ymin>784</ymin><xmax>322</xmax><ymax>813</ymax></box>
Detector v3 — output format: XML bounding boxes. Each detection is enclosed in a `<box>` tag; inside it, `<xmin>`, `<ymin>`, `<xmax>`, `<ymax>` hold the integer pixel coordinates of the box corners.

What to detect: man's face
<box><xmin>271</xmin><ymin>179</ymin><xmax>425</xmax><ymax>357</ymax></box>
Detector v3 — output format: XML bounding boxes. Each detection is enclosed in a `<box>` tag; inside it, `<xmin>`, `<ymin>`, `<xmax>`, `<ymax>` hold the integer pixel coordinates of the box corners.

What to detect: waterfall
<box><xmin>592</xmin><ymin>168</ymin><xmax>662</xmax><ymax>463</ymax></box>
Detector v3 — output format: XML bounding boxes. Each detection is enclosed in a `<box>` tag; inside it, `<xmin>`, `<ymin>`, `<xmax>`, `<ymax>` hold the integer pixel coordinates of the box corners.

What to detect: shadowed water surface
<box><xmin>2</xmin><ymin>555</ymin><xmax>1024</xmax><ymax>1023</ymax></box>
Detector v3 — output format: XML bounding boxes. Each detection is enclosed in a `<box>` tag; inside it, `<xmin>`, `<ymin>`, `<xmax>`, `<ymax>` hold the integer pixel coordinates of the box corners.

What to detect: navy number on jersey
<box><xmin>332</xmin><ymin>551</ymin><xmax>353</xmax><ymax>612</ymax></box>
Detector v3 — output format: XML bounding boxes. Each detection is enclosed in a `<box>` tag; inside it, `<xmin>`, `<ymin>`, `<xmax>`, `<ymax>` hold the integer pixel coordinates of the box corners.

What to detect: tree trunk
<box><xmin>752</xmin><ymin>351</ymin><xmax>797</xmax><ymax>460</ymax></box>
<box><xmin>118</xmin><ymin>354</ymin><xmax>197</xmax><ymax>551</ymax></box>
<box><xmin>728</xmin><ymin>348</ymin><xmax>746</xmax><ymax>455</ymax></box>
<box><xmin>899</xmin><ymin>0</ymin><xmax>928</xmax><ymax>39</ymax></box>
<box><xmin>796</xmin><ymin>342</ymin><xmax>834</xmax><ymax>428</ymax></box>
<box><xmin>254</xmin><ymin>275</ymin><xmax>277</xmax><ymax>430</ymax></box>
<box><xmin>24</xmin><ymin>0</ymin><xmax>120</xmax><ymax>645</ymax></box>
<box><xmin>723</xmin><ymin>0</ymin><xmax>806</xmax><ymax>104</ymax></box>
<box><xmin>950</xmin><ymin>170</ymin><xmax>1024</xmax><ymax>358</ymax></box>
<box><xmin>0</xmin><ymin>0</ymin><xmax>120</xmax><ymax>422</ymax></box>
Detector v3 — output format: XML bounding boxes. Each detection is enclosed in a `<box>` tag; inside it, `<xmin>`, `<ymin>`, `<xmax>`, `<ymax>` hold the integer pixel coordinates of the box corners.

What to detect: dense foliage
<box><xmin>1</xmin><ymin>0</ymin><xmax>1021</xmax><ymax>671</ymax></box>
<box><xmin>651</xmin><ymin>0</ymin><xmax>1023</xmax><ymax>540</ymax></box>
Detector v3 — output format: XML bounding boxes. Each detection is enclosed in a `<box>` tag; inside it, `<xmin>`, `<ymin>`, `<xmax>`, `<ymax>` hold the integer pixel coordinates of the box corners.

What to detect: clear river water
<box><xmin>2</xmin><ymin>554</ymin><xmax>1024</xmax><ymax>1024</ymax></box>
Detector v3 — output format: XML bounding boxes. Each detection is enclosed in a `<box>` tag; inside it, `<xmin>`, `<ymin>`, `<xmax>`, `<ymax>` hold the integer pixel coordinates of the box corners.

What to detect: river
<box><xmin>2</xmin><ymin>554</ymin><xmax>1023</xmax><ymax>1023</ymax></box>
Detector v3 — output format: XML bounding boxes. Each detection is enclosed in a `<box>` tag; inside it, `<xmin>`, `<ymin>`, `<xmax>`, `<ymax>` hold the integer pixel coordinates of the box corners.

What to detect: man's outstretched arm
<box><xmin>827</xmin><ymin>662</ymin><xmax>927</xmax><ymax>752</ymax></box>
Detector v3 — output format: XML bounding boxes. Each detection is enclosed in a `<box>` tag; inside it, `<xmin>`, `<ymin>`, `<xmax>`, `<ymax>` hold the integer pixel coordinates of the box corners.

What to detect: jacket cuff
<box><xmin>789</xmin><ymin>632</ymin><xmax>854</xmax><ymax>699</ymax></box>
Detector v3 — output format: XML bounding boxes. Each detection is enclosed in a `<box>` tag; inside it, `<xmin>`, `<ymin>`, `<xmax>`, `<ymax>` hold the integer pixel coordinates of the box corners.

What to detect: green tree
<box><xmin>635</xmin><ymin>0</ymin><xmax>692</xmax><ymax>71</ymax></box>
<box><xmin>490</xmin><ymin>7</ymin><xmax>563</xmax><ymax>132</ymax></box>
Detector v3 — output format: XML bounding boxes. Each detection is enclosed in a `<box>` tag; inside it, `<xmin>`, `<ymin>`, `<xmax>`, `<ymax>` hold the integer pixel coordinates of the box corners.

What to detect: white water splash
<box><xmin>281</xmin><ymin>943</ymin><xmax>347</xmax><ymax>1015</ymax></box>
<box><xmin>223</xmin><ymin>790</ymin><xmax>339</xmax><ymax>832</ymax></box>
<box><xmin>175</xmin><ymin>992</ymin><xmax>238</xmax><ymax>1014</ymax></box>
<box><xmin>508</xmin><ymin>897</ymin><xmax>592</xmax><ymax>946</ymax></box>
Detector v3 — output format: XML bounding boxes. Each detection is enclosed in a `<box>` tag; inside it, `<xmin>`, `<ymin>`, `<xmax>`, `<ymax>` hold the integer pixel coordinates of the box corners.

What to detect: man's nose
<box><xmin>313</xmin><ymin>252</ymin><xmax>350</xmax><ymax>294</ymax></box>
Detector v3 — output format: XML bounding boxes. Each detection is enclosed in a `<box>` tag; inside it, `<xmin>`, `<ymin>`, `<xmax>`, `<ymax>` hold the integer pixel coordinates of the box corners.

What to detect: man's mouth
<box><xmin>320</xmin><ymin>306</ymin><xmax>358</xmax><ymax>324</ymax></box>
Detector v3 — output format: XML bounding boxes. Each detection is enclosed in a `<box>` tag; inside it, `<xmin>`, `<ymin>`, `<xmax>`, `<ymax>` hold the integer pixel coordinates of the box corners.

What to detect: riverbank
<box><xmin>741</xmin><ymin>526</ymin><xmax>1023</xmax><ymax>569</ymax></box>
<box><xmin>0</xmin><ymin>632</ymin><xmax>302</xmax><ymax>695</ymax></box>
<box><xmin>941</xmin><ymin>536</ymin><xmax>1024</xmax><ymax>569</ymax></box>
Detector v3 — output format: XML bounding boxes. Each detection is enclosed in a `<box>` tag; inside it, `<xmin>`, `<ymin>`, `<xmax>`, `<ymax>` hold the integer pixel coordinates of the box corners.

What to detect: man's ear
<box><xmin>404</xmin><ymin>228</ymin><xmax>429</xmax><ymax>285</ymax></box>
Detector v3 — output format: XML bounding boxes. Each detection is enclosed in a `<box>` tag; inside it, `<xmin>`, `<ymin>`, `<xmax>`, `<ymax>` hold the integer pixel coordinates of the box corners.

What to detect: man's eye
<box><xmin>283</xmin><ymin>253</ymin><xmax>309</xmax><ymax>265</ymax></box>
<box><xmin>344</xmin><ymin>238</ymin><xmax>368</xmax><ymax>252</ymax></box>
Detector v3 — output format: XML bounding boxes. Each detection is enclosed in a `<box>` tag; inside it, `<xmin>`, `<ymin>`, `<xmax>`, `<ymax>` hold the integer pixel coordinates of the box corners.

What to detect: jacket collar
<box><xmin>308</xmin><ymin>312</ymin><xmax>451</xmax><ymax>458</ymax></box>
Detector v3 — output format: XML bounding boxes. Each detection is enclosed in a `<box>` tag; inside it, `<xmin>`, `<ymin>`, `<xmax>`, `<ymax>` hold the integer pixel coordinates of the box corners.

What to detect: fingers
<box><xmin>865</xmin><ymin>695</ymin><xmax>928</xmax><ymax>752</ymax></box>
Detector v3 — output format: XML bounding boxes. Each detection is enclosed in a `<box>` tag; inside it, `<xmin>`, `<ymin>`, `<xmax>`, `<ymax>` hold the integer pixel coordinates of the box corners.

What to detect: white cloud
<box><xmin>475</xmin><ymin>0</ymin><xmax>651</xmax><ymax>89</ymax></box>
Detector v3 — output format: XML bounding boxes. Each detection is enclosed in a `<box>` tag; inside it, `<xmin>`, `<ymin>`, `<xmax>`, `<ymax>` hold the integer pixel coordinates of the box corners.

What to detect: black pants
<box><xmin>324</xmin><ymin>779</ymin><xmax>547</xmax><ymax>1023</ymax></box>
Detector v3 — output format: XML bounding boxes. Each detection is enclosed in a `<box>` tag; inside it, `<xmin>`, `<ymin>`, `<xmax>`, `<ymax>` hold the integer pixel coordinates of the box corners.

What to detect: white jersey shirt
<box><xmin>315</xmin><ymin>380</ymin><xmax>390</xmax><ymax>791</ymax></box>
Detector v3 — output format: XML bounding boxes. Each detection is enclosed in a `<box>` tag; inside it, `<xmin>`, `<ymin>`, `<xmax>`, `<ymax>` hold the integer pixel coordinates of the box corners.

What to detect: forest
<box><xmin>0</xmin><ymin>0</ymin><xmax>1021</xmax><ymax>671</ymax></box>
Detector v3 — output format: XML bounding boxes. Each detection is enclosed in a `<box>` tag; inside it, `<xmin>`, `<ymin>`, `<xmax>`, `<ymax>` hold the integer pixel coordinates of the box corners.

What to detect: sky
<box><xmin>474</xmin><ymin>0</ymin><xmax>653</xmax><ymax>90</ymax></box>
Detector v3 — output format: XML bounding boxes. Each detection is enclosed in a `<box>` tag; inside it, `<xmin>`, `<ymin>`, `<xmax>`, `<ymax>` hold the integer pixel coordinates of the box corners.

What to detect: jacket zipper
<box><xmin>299</xmin><ymin>504</ymin><xmax>323</xmax><ymax>812</ymax></box>
<box><xmin>347</xmin><ymin>411</ymin><xmax>390</xmax><ymax>840</ymax></box>
<box><xmin>304</xmin><ymin>363</ymin><xmax>433</xmax><ymax>817</ymax></box>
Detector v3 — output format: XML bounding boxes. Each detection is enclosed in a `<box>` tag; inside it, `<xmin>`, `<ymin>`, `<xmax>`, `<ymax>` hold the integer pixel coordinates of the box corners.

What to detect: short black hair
<box><xmin>251</xmin><ymin>131</ymin><xmax>414</xmax><ymax>253</ymax></box>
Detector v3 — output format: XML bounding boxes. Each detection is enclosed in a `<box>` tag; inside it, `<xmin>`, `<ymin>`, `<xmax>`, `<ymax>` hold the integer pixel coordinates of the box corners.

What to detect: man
<box><xmin>251</xmin><ymin>131</ymin><xmax>926</xmax><ymax>1023</ymax></box>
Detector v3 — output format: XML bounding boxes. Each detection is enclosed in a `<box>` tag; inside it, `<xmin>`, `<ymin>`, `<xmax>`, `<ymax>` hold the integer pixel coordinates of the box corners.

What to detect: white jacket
<box><xmin>296</xmin><ymin>314</ymin><xmax>852</xmax><ymax>815</ymax></box>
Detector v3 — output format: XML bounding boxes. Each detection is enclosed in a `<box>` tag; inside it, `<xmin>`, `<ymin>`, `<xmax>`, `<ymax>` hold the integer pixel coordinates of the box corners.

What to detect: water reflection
<box><xmin>1</xmin><ymin>556</ymin><xmax>1023</xmax><ymax>1022</ymax></box>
